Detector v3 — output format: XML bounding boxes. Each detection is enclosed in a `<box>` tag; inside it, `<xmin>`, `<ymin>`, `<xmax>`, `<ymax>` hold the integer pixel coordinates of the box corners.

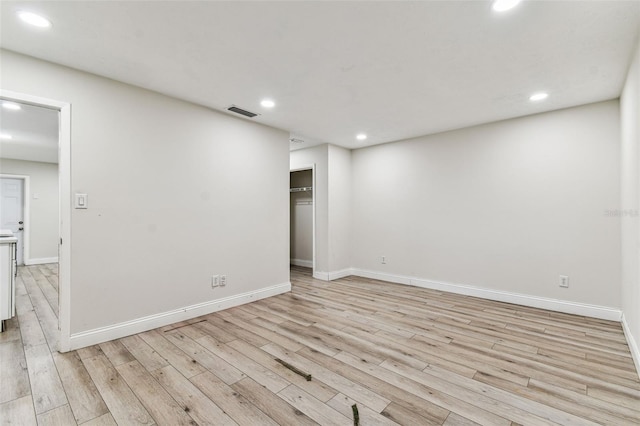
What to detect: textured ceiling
<box><xmin>1</xmin><ymin>1</ymin><xmax>639</xmax><ymax>151</ymax></box>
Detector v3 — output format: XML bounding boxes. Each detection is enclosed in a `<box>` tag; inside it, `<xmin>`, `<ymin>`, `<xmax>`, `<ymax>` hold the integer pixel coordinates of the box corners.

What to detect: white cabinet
<box><xmin>0</xmin><ymin>230</ymin><xmax>17</xmax><ymax>332</ymax></box>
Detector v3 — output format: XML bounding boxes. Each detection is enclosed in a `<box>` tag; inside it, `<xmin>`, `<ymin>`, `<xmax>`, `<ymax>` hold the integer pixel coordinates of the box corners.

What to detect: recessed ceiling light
<box><xmin>0</xmin><ymin>133</ymin><xmax>13</xmax><ymax>140</ymax></box>
<box><xmin>2</xmin><ymin>102</ymin><xmax>22</xmax><ymax>111</ymax></box>
<box><xmin>356</xmin><ymin>133</ymin><xmax>367</xmax><ymax>141</ymax></box>
<box><xmin>492</xmin><ymin>0</ymin><xmax>521</xmax><ymax>12</ymax></box>
<box><xmin>260</xmin><ymin>99</ymin><xmax>275</xmax><ymax>108</ymax></box>
<box><xmin>529</xmin><ymin>92</ymin><xmax>549</xmax><ymax>102</ymax></box>
<box><xmin>17</xmin><ymin>11</ymin><xmax>52</xmax><ymax>28</ymax></box>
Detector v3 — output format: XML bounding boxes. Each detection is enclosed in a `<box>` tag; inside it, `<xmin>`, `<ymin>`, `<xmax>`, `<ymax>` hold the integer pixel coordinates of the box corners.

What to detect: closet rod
<box><xmin>290</xmin><ymin>187</ymin><xmax>312</xmax><ymax>193</ymax></box>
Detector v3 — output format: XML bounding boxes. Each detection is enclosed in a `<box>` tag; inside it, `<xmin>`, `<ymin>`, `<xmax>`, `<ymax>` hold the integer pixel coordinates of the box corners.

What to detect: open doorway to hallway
<box><xmin>0</xmin><ymin>98</ymin><xmax>60</xmax><ymax>350</ymax></box>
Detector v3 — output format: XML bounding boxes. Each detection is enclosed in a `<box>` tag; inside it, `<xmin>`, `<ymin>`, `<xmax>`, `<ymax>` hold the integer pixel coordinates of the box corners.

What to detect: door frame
<box><xmin>0</xmin><ymin>89</ymin><xmax>72</xmax><ymax>352</ymax></box>
<box><xmin>290</xmin><ymin>164</ymin><xmax>316</xmax><ymax>273</ymax></box>
<box><xmin>0</xmin><ymin>174</ymin><xmax>30</xmax><ymax>265</ymax></box>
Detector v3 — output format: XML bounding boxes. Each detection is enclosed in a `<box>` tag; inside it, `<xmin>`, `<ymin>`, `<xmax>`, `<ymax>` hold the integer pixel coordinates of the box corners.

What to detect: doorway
<box><xmin>290</xmin><ymin>166</ymin><xmax>315</xmax><ymax>274</ymax></box>
<box><xmin>0</xmin><ymin>89</ymin><xmax>71</xmax><ymax>352</ymax></box>
<box><xmin>0</xmin><ymin>176</ymin><xmax>26</xmax><ymax>265</ymax></box>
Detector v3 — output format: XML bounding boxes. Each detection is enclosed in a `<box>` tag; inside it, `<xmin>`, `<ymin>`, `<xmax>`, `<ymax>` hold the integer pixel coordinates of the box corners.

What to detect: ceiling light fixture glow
<box><xmin>17</xmin><ymin>10</ymin><xmax>52</xmax><ymax>28</ymax></box>
<box><xmin>260</xmin><ymin>99</ymin><xmax>275</xmax><ymax>108</ymax></box>
<box><xmin>492</xmin><ymin>0</ymin><xmax>521</xmax><ymax>12</ymax></box>
<box><xmin>2</xmin><ymin>102</ymin><xmax>22</xmax><ymax>111</ymax></box>
<box><xmin>356</xmin><ymin>133</ymin><xmax>367</xmax><ymax>141</ymax></box>
<box><xmin>529</xmin><ymin>92</ymin><xmax>549</xmax><ymax>102</ymax></box>
<box><xmin>0</xmin><ymin>133</ymin><xmax>13</xmax><ymax>140</ymax></box>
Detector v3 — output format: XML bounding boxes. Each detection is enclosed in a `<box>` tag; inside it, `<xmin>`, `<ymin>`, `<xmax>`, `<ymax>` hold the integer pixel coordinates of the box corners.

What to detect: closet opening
<box><xmin>290</xmin><ymin>166</ymin><xmax>315</xmax><ymax>275</ymax></box>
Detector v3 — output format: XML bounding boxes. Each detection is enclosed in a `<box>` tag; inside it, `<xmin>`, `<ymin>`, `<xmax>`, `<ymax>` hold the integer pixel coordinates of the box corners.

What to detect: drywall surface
<box><xmin>352</xmin><ymin>100</ymin><xmax>621</xmax><ymax>308</ymax></box>
<box><xmin>290</xmin><ymin>169</ymin><xmax>313</xmax><ymax>264</ymax></box>
<box><xmin>328</xmin><ymin>144</ymin><xmax>351</xmax><ymax>272</ymax></box>
<box><xmin>0</xmin><ymin>158</ymin><xmax>59</xmax><ymax>260</ymax></box>
<box><xmin>621</xmin><ymin>38</ymin><xmax>640</xmax><ymax>362</ymax></box>
<box><xmin>1</xmin><ymin>50</ymin><xmax>290</xmax><ymax>334</ymax></box>
<box><xmin>291</xmin><ymin>144</ymin><xmax>329</xmax><ymax>273</ymax></box>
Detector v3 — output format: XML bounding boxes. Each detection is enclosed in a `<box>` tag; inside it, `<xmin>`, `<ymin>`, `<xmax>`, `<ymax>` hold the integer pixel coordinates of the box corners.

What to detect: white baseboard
<box><xmin>350</xmin><ymin>268</ymin><xmax>622</xmax><ymax>322</ymax></box>
<box><xmin>328</xmin><ymin>268</ymin><xmax>353</xmax><ymax>281</ymax></box>
<box><xmin>290</xmin><ymin>258</ymin><xmax>313</xmax><ymax>268</ymax></box>
<box><xmin>313</xmin><ymin>271</ymin><xmax>329</xmax><ymax>281</ymax></box>
<box><xmin>312</xmin><ymin>269</ymin><xmax>352</xmax><ymax>281</ymax></box>
<box><xmin>68</xmin><ymin>282</ymin><xmax>291</xmax><ymax>351</ymax></box>
<box><xmin>351</xmin><ymin>268</ymin><xmax>411</xmax><ymax>285</ymax></box>
<box><xmin>621</xmin><ymin>314</ymin><xmax>640</xmax><ymax>380</ymax></box>
<box><xmin>24</xmin><ymin>257</ymin><xmax>58</xmax><ymax>265</ymax></box>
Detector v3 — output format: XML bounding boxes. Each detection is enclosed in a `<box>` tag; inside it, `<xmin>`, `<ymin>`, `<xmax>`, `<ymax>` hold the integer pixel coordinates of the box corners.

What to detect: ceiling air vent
<box><xmin>227</xmin><ymin>105</ymin><xmax>259</xmax><ymax>118</ymax></box>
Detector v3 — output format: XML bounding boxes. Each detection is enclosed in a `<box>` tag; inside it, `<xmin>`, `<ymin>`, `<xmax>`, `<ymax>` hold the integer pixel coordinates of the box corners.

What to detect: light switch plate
<box><xmin>75</xmin><ymin>193</ymin><xmax>88</xmax><ymax>209</ymax></box>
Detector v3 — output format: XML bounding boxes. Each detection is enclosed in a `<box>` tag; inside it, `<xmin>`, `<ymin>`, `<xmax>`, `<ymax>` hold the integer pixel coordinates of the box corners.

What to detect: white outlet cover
<box><xmin>559</xmin><ymin>275</ymin><xmax>569</xmax><ymax>288</ymax></box>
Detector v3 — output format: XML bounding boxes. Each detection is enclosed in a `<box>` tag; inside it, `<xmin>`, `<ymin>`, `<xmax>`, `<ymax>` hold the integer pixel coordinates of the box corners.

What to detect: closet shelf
<box><xmin>290</xmin><ymin>187</ymin><xmax>313</xmax><ymax>193</ymax></box>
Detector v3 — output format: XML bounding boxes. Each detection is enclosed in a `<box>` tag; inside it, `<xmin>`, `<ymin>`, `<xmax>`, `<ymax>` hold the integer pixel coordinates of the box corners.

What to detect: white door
<box><xmin>0</xmin><ymin>178</ymin><xmax>24</xmax><ymax>265</ymax></box>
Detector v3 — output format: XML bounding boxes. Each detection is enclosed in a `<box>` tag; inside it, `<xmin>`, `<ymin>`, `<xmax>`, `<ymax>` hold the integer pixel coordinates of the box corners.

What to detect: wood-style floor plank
<box><xmin>1</xmin><ymin>264</ymin><xmax>638</xmax><ymax>426</ymax></box>
<box><xmin>81</xmin><ymin>354</ymin><xmax>154</xmax><ymax>425</ymax></box>
<box><xmin>190</xmin><ymin>370</ymin><xmax>279</xmax><ymax>425</ymax></box>
<box><xmin>163</xmin><ymin>330</ymin><xmax>248</xmax><ymax>385</ymax></box>
<box><xmin>115</xmin><ymin>360</ymin><xmax>195</xmax><ymax>426</ymax></box>
<box><xmin>52</xmin><ymin>351</ymin><xmax>109</xmax><ymax>424</ymax></box>
<box><xmin>23</xmin><ymin>343</ymin><xmax>68</xmax><ymax>415</ymax></box>
<box><xmin>36</xmin><ymin>404</ymin><xmax>77</xmax><ymax>426</ymax></box>
<box><xmin>277</xmin><ymin>384</ymin><xmax>351</xmax><ymax>425</ymax></box>
<box><xmin>0</xmin><ymin>395</ymin><xmax>38</xmax><ymax>426</ymax></box>
<box><xmin>151</xmin><ymin>365</ymin><xmax>238</xmax><ymax>426</ymax></box>
<box><xmin>231</xmin><ymin>377</ymin><xmax>319</xmax><ymax>426</ymax></box>
<box><xmin>79</xmin><ymin>413</ymin><xmax>117</xmax><ymax>426</ymax></box>
<box><xmin>19</xmin><ymin>268</ymin><xmax>59</xmax><ymax>352</ymax></box>
<box><xmin>0</xmin><ymin>340</ymin><xmax>31</xmax><ymax>404</ymax></box>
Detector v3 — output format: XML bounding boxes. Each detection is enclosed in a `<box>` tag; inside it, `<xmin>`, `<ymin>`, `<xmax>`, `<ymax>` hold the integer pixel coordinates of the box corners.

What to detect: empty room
<box><xmin>1</xmin><ymin>1</ymin><xmax>639</xmax><ymax>425</ymax></box>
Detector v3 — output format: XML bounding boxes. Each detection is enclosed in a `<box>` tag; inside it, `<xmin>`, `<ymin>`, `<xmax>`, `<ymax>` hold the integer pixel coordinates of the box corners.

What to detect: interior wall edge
<box><xmin>67</xmin><ymin>281</ymin><xmax>291</xmax><ymax>351</ymax></box>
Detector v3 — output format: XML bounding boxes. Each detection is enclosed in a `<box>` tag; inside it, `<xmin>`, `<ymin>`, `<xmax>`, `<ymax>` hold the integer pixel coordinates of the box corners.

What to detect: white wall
<box><xmin>328</xmin><ymin>144</ymin><xmax>351</xmax><ymax>274</ymax></box>
<box><xmin>290</xmin><ymin>169</ymin><xmax>313</xmax><ymax>265</ymax></box>
<box><xmin>352</xmin><ymin>101</ymin><xmax>621</xmax><ymax>309</ymax></box>
<box><xmin>621</xmin><ymin>37</ymin><xmax>640</xmax><ymax>370</ymax></box>
<box><xmin>0</xmin><ymin>159</ymin><xmax>59</xmax><ymax>261</ymax></box>
<box><xmin>1</xmin><ymin>50</ymin><xmax>290</xmax><ymax>340</ymax></box>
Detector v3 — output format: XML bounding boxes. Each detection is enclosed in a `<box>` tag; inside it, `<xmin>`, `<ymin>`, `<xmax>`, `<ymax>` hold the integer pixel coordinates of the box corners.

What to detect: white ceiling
<box><xmin>1</xmin><ymin>1</ymin><xmax>639</xmax><ymax>151</ymax></box>
<box><xmin>0</xmin><ymin>101</ymin><xmax>59</xmax><ymax>163</ymax></box>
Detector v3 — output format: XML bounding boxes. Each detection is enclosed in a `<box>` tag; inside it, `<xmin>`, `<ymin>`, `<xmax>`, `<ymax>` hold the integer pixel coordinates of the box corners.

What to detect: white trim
<box><xmin>24</xmin><ymin>257</ymin><xmax>58</xmax><ymax>265</ymax></box>
<box><xmin>0</xmin><ymin>174</ymin><xmax>29</xmax><ymax>265</ymax></box>
<box><xmin>1</xmin><ymin>89</ymin><xmax>72</xmax><ymax>352</ymax></box>
<box><xmin>621</xmin><ymin>313</ymin><xmax>640</xmax><ymax>379</ymax></box>
<box><xmin>349</xmin><ymin>268</ymin><xmax>622</xmax><ymax>321</ymax></box>
<box><xmin>328</xmin><ymin>268</ymin><xmax>353</xmax><ymax>281</ymax></box>
<box><xmin>313</xmin><ymin>271</ymin><xmax>329</xmax><ymax>281</ymax></box>
<box><xmin>290</xmin><ymin>258</ymin><xmax>313</xmax><ymax>268</ymax></box>
<box><xmin>68</xmin><ymin>282</ymin><xmax>291</xmax><ymax>350</ymax></box>
<box><xmin>58</xmin><ymin>103</ymin><xmax>71</xmax><ymax>352</ymax></box>
<box><xmin>351</xmin><ymin>268</ymin><xmax>411</xmax><ymax>285</ymax></box>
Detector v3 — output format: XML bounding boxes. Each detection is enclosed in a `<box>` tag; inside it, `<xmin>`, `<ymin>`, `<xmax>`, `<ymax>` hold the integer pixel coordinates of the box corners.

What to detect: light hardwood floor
<box><xmin>1</xmin><ymin>264</ymin><xmax>639</xmax><ymax>425</ymax></box>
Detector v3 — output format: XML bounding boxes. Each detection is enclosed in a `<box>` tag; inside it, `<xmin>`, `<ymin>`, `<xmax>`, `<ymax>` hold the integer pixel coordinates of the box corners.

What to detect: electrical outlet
<box><xmin>220</xmin><ymin>275</ymin><xmax>227</xmax><ymax>287</ymax></box>
<box><xmin>559</xmin><ymin>275</ymin><xmax>569</xmax><ymax>288</ymax></box>
<box><xmin>211</xmin><ymin>275</ymin><xmax>220</xmax><ymax>288</ymax></box>
<box><xmin>381</xmin><ymin>256</ymin><xmax>387</xmax><ymax>264</ymax></box>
